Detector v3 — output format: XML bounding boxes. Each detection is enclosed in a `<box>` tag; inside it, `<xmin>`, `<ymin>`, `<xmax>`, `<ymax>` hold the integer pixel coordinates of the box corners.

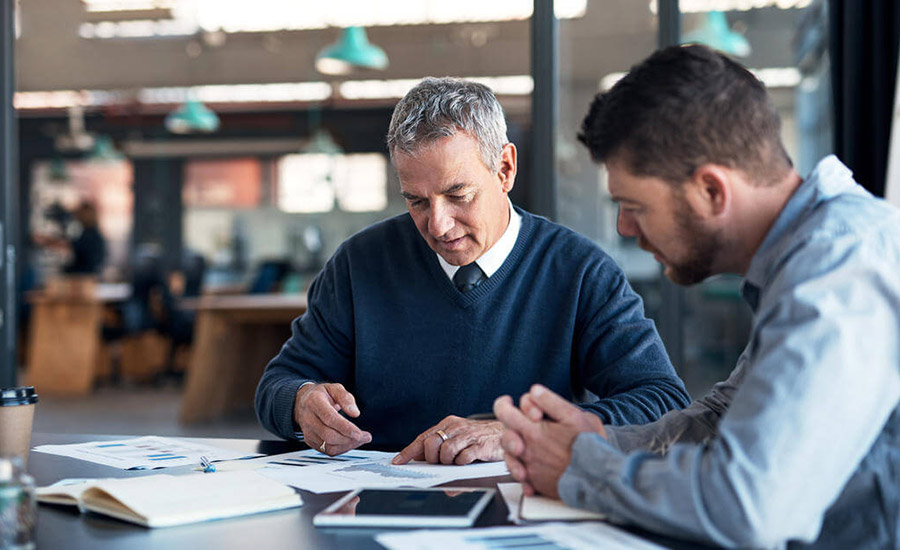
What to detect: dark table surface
<box><xmin>29</xmin><ymin>433</ymin><xmax>712</xmax><ymax>550</ymax></box>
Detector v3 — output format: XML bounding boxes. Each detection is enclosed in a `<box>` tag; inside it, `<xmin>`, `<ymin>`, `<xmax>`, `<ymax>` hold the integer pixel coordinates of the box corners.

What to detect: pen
<box><xmin>199</xmin><ymin>456</ymin><xmax>216</xmax><ymax>473</ymax></box>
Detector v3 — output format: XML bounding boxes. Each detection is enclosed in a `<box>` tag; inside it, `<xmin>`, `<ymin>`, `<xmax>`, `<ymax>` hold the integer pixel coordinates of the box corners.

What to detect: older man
<box><xmin>495</xmin><ymin>45</ymin><xmax>900</xmax><ymax>549</ymax></box>
<box><xmin>256</xmin><ymin>77</ymin><xmax>689</xmax><ymax>465</ymax></box>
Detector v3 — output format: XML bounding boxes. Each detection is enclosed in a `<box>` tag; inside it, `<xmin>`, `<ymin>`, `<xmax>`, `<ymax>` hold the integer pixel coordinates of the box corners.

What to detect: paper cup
<box><xmin>0</xmin><ymin>387</ymin><xmax>38</xmax><ymax>462</ymax></box>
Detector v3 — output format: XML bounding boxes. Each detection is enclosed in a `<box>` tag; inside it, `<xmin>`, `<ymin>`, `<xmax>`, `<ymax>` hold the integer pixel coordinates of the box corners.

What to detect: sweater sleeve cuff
<box><xmin>272</xmin><ymin>379</ymin><xmax>310</xmax><ymax>440</ymax></box>
<box><xmin>558</xmin><ymin>432</ymin><xmax>626</xmax><ymax>516</ymax></box>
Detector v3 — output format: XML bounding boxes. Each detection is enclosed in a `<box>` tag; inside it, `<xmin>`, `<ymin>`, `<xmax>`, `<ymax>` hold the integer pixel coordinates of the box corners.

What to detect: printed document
<box><xmin>246</xmin><ymin>449</ymin><xmax>508</xmax><ymax>494</ymax></box>
<box><xmin>376</xmin><ymin>522</ymin><xmax>668</xmax><ymax>550</ymax></box>
<box><xmin>32</xmin><ymin>436</ymin><xmax>260</xmax><ymax>470</ymax></box>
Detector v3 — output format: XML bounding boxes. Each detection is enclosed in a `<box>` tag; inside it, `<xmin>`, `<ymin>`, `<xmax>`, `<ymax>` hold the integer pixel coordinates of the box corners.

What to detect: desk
<box><xmin>31</xmin><ymin>433</ymin><xmax>703</xmax><ymax>550</ymax></box>
<box><xmin>180</xmin><ymin>294</ymin><xmax>307</xmax><ymax>424</ymax></box>
<box><xmin>27</xmin><ymin>282</ymin><xmax>131</xmax><ymax>396</ymax></box>
<box><xmin>31</xmin><ymin>433</ymin><xmax>507</xmax><ymax>550</ymax></box>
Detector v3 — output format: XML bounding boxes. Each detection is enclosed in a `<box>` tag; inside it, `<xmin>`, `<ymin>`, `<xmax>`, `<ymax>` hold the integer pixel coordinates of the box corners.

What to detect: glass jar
<box><xmin>0</xmin><ymin>457</ymin><xmax>35</xmax><ymax>549</ymax></box>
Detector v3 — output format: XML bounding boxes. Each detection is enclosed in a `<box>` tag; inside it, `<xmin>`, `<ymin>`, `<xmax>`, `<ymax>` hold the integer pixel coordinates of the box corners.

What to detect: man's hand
<box><xmin>294</xmin><ymin>383</ymin><xmax>372</xmax><ymax>456</ymax></box>
<box><xmin>493</xmin><ymin>384</ymin><xmax>606</xmax><ymax>498</ymax></box>
<box><xmin>392</xmin><ymin>416</ymin><xmax>505</xmax><ymax>465</ymax></box>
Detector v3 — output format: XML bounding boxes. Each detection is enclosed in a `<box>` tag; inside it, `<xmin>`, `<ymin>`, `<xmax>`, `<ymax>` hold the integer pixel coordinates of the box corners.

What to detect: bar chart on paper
<box><xmin>256</xmin><ymin>449</ymin><xmax>508</xmax><ymax>493</ymax></box>
<box><xmin>376</xmin><ymin>523</ymin><xmax>668</xmax><ymax>550</ymax></box>
<box><xmin>32</xmin><ymin>436</ymin><xmax>259</xmax><ymax>470</ymax></box>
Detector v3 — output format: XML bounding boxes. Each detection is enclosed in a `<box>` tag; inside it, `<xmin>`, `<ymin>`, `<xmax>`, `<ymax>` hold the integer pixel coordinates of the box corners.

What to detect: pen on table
<box><xmin>199</xmin><ymin>456</ymin><xmax>216</xmax><ymax>473</ymax></box>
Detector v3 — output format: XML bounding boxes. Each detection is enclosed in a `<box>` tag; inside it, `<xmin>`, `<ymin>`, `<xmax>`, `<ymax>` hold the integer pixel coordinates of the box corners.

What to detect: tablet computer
<box><xmin>313</xmin><ymin>487</ymin><xmax>495</xmax><ymax>528</ymax></box>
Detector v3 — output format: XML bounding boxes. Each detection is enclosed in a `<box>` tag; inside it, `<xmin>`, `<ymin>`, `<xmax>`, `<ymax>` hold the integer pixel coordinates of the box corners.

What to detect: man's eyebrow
<box><xmin>401</xmin><ymin>183</ymin><xmax>470</xmax><ymax>201</ymax></box>
<box><xmin>610</xmin><ymin>195</ymin><xmax>639</xmax><ymax>205</ymax></box>
<box><xmin>443</xmin><ymin>183</ymin><xmax>467</xmax><ymax>194</ymax></box>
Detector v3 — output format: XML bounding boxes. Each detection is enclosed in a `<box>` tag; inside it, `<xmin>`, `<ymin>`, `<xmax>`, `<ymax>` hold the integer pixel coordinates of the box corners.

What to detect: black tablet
<box><xmin>313</xmin><ymin>487</ymin><xmax>495</xmax><ymax>528</ymax></box>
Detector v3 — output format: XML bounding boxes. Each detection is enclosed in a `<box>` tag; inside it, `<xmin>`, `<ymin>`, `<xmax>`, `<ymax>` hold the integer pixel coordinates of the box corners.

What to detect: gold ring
<box><xmin>319</xmin><ymin>440</ymin><xmax>327</xmax><ymax>453</ymax></box>
<box><xmin>435</xmin><ymin>429</ymin><xmax>449</xmax><ymax>442</ymax></box>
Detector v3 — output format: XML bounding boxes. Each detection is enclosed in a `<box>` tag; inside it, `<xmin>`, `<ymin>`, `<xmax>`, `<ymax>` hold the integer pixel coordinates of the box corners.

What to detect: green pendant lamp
<box><xmin>682</xmin><ymin>11</ymin><xmax>751</xmax><ymax>57</ymax></box>
<box><xmin>165</xmin><ymin>98</ymin><xmax>221</xmax><ymax>134</ymax></box>
<box><xmin>315</xmin><ymin>26</ymin><xmax>388</xmax><ymax>75</ymax></box>
<box><xmin>88</xmin><ymin>135</ymin><xmax>125</xmax><ymax>162</ymax></box>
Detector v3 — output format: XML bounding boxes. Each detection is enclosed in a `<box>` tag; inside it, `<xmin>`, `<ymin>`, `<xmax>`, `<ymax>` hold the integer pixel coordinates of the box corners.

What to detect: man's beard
<box><xmin>664</xmin><ymin>198</ymin><xmax>723</xmax><ymax>286</ymax></box>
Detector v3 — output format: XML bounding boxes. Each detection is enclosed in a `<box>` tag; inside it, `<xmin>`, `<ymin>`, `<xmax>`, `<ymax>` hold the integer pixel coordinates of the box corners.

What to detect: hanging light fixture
<box><xmin>315</xmin><ymin>26</ymin><xmax>388</xmax><ymax>75</ymax></box>
<box><xmin>303</xmin><ymin>127</ymin><xmax>343</xmax><ymax>155</ymax></box>
<box><xmin>164</xmin><ymin>98</ymin><xmax>221</xmax><ymax>134</ymax></box>
<box><xmin>88</xmin><ymin>135</ymin><xmax>125</xmax><ymax>162</ymax></box>
<box><xmin>682</xmin><ymin>11</ymin><xmax>751</xmax><ymax>57</ymax></box>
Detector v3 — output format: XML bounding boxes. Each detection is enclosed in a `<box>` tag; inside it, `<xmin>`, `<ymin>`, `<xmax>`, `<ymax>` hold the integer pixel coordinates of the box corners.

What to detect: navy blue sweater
<box><xmin>256</xmin><ymin>208</ymin><xmax>690</xmax><ymax>447</ymax></box>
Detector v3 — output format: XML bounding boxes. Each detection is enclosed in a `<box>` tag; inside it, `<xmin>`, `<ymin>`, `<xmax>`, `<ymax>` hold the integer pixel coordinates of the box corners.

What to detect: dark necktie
<box><xmin>453</xmin><ymin>263</ymin><xmax>486</xmax><ymax>293</ymax></box>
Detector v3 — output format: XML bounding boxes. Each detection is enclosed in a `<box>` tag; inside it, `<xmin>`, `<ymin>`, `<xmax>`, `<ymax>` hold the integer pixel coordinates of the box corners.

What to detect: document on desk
<box><xmin>375</xmin><ymin>522</ymin><xmax>669</xmax><ymax>550</ymax></box>
<box><xmin>251</xmin><ymin>449</ymin><xmax>509</xmax><ymax>494</ymax></box>
<box><xmin>497</xmin><ymin>482</ymin><xmax>606</xmax><ymax>524</ymax></box>
<box><xmin>32</xmin><ymin>436</ymin><xmax>261</xmax><ymax>470</ymax></box>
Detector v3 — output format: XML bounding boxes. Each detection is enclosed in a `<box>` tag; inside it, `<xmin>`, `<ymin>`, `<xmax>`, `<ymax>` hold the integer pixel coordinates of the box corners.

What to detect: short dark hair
<box><xmin>578</xmin><ymin>44</ymin><xmax>792</xmax><ymax>185</ymax></box>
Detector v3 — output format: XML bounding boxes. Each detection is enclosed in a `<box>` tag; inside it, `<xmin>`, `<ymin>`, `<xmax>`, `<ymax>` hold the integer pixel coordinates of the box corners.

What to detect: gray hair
<box><xmin>387</xmin><ymin>77</ymin><xmax>509</xmax><ymax>172</ymax></box>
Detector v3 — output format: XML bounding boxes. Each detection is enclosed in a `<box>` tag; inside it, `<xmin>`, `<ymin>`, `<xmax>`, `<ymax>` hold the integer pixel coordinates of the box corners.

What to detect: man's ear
<box><xmin>498</xmin><ymin>143</ymin><xmax>517</xmax><ymax>193</ymax></box>
<box><xmin>688</xmin><ymin>164</ymin><xmax>730</xmax><ymax>217</ymax></box>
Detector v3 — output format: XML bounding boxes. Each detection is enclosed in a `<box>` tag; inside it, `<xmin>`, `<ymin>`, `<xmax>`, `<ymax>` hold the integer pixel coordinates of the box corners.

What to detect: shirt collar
<box><xmin>742</xmin><ymin>155</ymin><xmax>859</xmax><ymax>309</ymax></box>
<box><xmin>437</xmin><ymin>197</ymin><xmax>521</xmax><ymax>280</ymax></box>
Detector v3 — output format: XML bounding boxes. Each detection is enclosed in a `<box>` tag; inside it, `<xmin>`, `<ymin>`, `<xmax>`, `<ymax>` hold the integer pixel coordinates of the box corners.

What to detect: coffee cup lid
<box><xmin>0</xmin><ymin>387</ymin><xmax>38</xmax><ymax>406</ymax></box>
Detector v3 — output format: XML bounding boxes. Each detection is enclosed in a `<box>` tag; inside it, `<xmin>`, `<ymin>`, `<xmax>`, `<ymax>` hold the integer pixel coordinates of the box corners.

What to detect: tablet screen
<box><xmin>314</xmin><ymin>487</ymin><xmax>495</xmax><ymax>527</ymax></box>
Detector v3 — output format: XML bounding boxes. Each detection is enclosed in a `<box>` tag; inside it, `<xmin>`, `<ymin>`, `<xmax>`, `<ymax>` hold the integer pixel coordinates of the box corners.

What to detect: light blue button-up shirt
<box><xmin>559</xmin><ymin>156</ymin><xmax>900</xmax><ymax>549</ymax></box>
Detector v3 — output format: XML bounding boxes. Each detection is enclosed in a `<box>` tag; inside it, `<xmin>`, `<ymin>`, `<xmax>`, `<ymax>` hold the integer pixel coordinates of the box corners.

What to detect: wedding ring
<box><xmin>435</xmin><ymin>429</ymin><xmax>449</xmax><ymax>442</ymax></box>
<box><xmin>319</xmin><ymin>440</ymin><xmax>327</xmax><ymax>453</ymax></box>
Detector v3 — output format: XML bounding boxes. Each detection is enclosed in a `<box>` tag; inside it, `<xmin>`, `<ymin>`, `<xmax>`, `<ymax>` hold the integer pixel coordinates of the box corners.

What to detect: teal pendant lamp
<box><xmin>315</xmin><ymin>26</ymin><xmax>388</xmax><ymax>75</ymax></box>
<box><xmin>88</xmin><ymin>135</ymin><xmax>125</xmax><ymax>162</ymax></box>
<box><xmin>682</xmin><ymin>11</ymin><xmax>751</xmax><ymax>57</ymax></box>
<box><xmin>303</xmin><ymin>127</ymin><xmax>343</xmax><ymax>155</ymax></box>
<box><xmin>165</xmin><ymin>98</ymin><xmax>221</xmax><ymax>134</ymax></box>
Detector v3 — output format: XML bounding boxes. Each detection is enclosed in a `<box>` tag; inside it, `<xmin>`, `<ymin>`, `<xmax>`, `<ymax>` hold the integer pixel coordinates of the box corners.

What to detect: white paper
<box><xmin>496</xmin><ymin>483</ymin><xmax>605</xmax><ymax>524</ymax></box>
<box><xmin>376</xmin><ymin>522</ymin><xmax>669</xmax><ymax>550</ymax></box>
<box><xmin>32</xmin><ymin>436</ymin><xmax>261</xmax><ymax>470</ymax></box>
<box><xmin>253</xmin><ymin>449</ymin><xmax>509</xmax><ymax>494</ymax></box>
<box><xmin>496</xmin><ymin>482</ymin><xmax>525</xmax><ymax>524</ymax></box>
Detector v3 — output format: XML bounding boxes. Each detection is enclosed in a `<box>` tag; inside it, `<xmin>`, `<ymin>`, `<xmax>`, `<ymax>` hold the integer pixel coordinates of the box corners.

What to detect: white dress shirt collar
<box><xmin>436</xmin><ymin>197</ymin><xmax>521</xmax><ymax>281</ymax></box>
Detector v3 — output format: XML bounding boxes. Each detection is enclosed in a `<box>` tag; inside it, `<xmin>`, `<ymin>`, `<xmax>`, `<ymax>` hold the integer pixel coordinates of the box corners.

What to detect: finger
<box><xmin>454</xmin><ymin>446</ymin><xmax>477</xmax><ymax>465</ymax></box>
<box><xmin>504</xmin><ymin>454</ymin><xmax>527</xmax><ymax>482</ymax></box>
<box><xmin>455</xmin><ymin>439</ymin><xmax>502</xmax><ymax>465</ymax></box>
<box><xmin>521</xmin><ymin>480</ymin><xmax>536</xmax><ymax>497</ymax></box>
<box><xmin>500</xmin><ymin>429</ymin><xmax>525</xmax><ymax>457</ymax></box>
<box><xmin>303</xmin><ymin>414</ymin><xmax>360</xmax><ymax>449</ymax></box>
<box><xmin>321</xmin><ymin>439</ymin><xmax>363</xmax><ymax>457</ymax></box>
<box><xmin>528</xmin><ymin>384</ymin><xmax>583</xmax><ymax>422</ymax></box>
<box><xmin>520</xmin><ymin>394</ymin><xmax>544</xmax><ymax>422</ymax></box>
<box><xmin>325</xmin><ymin>384</ymin><xmax>361</xmax><ymax>417</ymax></box>
<box><xmin>423</xmin><ymin>431</ymin><xmax>444</xmax><ymax>464</ymax></box>
<box><xmin>312</xmin><ymin>397</ymin><xmax>371</xmax><ymax>442</ymax></box>
<box><xmin>392</xmin><ymin>436</ymin><xmax>425</xmax><ymax>465</ymax></box>
<box><xmin>494</xmin><ymin>396</ymin><xmax>535</xmax><ymax>436</ymax></box>
<box><xmin>439</xmin><ymin>432</ymin><xmax>471</xmax><ymax>465</ymax></box>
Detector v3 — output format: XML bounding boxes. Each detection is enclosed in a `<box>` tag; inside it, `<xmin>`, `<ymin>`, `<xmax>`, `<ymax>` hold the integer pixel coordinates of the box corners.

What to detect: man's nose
<box><xmin>617</xmin><ymin>211</ymin><xmax>638</xmax><ymax>238</ymax></box>
<box><xmin>428</xmin><ymin>202</ymin><xmax>454</xmax><ymax>237</ymax></box>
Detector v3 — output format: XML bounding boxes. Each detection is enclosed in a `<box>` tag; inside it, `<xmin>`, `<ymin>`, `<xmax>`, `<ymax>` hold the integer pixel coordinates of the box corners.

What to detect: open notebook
<box><xmin>37</xmin><ymin>470</ymin><xmax>303</xmax><ymax>528</ymax></box>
